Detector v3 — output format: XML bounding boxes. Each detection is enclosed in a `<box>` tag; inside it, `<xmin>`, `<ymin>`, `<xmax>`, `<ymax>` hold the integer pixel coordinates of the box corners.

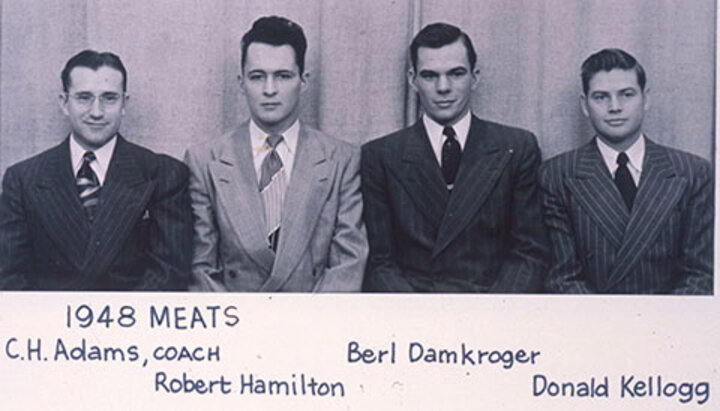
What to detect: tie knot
<box><xmin>443</xmin><ymin>126</ymin><xmax>457</xmax><ymax>140</ymax></box>
<box><xmin>83</xmin><ymin>151</ymin><xmax>96</xmax><ymax>163</ymax></box>
<box><xmin>266</xmin><ymin>134</ymin><xmax>284</xmax><ymax>149</ymax></box>
<box><xmin>617</xmin><ymin>152</ymin><xmax>629</xmax><ymax>166</ymax></box>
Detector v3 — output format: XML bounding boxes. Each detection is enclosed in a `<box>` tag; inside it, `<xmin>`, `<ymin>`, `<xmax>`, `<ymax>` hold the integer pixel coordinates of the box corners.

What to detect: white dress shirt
<box><xmin>596</xmin><ymin>134</ymin><xmax>645</xmax><ymax>186</ymax></box>
<box><xmin>422</xmin><ymin>111</ymin><xmax>471</xmax><ymax>167</ymax></box>
<box><xmin>69</xmin><ymin>134</ymin><xmax>117</xmax><ymax>186</ymax></box>
<box><xmin>250</xmin><ymin>119</ymin><xmax>299</xmax><ymax>183</ymax></box>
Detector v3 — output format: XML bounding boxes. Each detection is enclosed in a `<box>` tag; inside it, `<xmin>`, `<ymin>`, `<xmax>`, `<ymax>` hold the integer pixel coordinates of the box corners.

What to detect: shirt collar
<box><xmin>422</xmin><ymin>111</ymin><xmax>471</xmax><ymax>150</ymax></box>
<box><xmin>596</xmin><ymin>134</ymin><xmax>645</xmax><ymax>174</ymax></box>
<box><xmin>69</xmin><ymin>133</ymin><xmax>117</xmax><ymax>182</ymax></box>
<box><xmin>249</xmin><ymin>119</ymin><xmax>300</xmax><ymax>155</ymax></box>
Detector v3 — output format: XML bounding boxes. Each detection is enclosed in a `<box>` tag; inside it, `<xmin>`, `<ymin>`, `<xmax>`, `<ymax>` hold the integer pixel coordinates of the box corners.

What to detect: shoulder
<box><xmin>185</xmin><ymin>127</ymin><xmax>239</xmax><ymax>164</ymax></box>
<box><xmin>473</xmin><ymin>117</ymin><xmax>539</xmax><ymax>149</ymax></box>
<box><xmin>362</xmin><ymin>123</ymin><xmax>417</xmax><ymax>159</ymax></box>
<box><xmin>654</xmin><ymin>142</ymin><xmax>712</xmax><ymax>178</ymax></box>
<box><xmin>538</xmin><ymin>144</ymin><xmax>587</xmax><ymax>185</ymax></box>
<box><xmin>3</xmin><ymin>141</ymin><xmax>66</xmax><ymax>183</ymax></box>
<box><xmin>304</xmin><ymin>125</ymin><xmax>360</xmax><ymax>162</ymax></box>
<box><xmin>121</xmin><ymin>138</ymin><xmax>188</xmax><ymax>183</ymax></box>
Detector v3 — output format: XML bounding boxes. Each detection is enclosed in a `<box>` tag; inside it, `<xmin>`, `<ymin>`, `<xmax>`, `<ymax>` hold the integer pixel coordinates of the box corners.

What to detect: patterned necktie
<box><xmin>259</xmin><ymin>134</ymin><xmax>287</xmax><ymax>252</ymax></box>
<box><xmin>76</xmin><ymin>151</ymin><xmax>101</xmax><ymax>219</ymax></box>
<box><xmin>441</xmin><ymin>126</ymin><xmax>461</xmax><ymax>190</ymax></box>
<box><xmin>614</xmin><ymin>152</ymin><xmax>636</xmax><ymax>211</ymax></box>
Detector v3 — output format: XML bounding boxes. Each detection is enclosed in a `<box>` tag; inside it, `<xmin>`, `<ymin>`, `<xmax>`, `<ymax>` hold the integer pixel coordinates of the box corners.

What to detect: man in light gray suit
<box><xmin>185</xmin><ymin>16</ymin><xmax>367</xmax><ymax>292</ymax></box>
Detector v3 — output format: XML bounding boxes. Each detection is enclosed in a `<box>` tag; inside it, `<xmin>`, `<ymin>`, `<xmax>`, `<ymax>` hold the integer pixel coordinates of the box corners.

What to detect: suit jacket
<box><xmin>184</xmin><ymin>122</ymin><xmax>367</xmax><ymax>292</ymax></box>
<box><xmin>0</xmin><ymin>136</ymin><xmax>192</xmax><ymax>290</ymax></box>
<box><xmin>539</xmin><ymin>138</ymin><xmax>713</xmax><ymax>294</ymax></box>
<box><xmin>361</xmin><ymin>115</ymin><xmax>548</xmax><ymax>292</ymax></box>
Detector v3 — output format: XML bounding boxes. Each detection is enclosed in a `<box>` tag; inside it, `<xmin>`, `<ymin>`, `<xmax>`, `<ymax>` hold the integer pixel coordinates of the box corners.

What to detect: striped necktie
<box><xmin>259</xmin><ymin>134</ymin><xmax>287</xmax><ymax>252</ymax></box>
<box><xmin>76</xmin><ymin>151</ymin><xmax>101</xmax><ymax>219</ymax></box>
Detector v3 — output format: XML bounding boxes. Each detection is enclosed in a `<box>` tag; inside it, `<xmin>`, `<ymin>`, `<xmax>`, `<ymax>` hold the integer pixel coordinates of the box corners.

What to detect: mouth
<box><xmin>434</xmin><ymin>100</ymin><xmax>456</xmax><ymax>109</ymax></box>
<box><xmin>84</xmin><ymin>122</ymin><xmax>108</xmax><ymax>129</ymax></box>
<box><xmin>605</xmin><ymin>119</ymin><xmax>627</xmax><ymax>127</ymax></box>
<box><xmin>261</xmin><ymin>102</ymin><xmax>281</xmax><ymax>110</ymax></box>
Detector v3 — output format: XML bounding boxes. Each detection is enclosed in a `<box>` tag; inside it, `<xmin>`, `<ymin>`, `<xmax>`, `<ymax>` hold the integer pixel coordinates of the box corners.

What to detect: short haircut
<box><xmin>581</xmin><ymin>48</ymin><xmax>646</xmax><ymax>94</ymax></box>
<box><xmin>241</xmin><ymin>16</ymin><xmax>307</xmax><ymax>75</ymax></box>
<box><xmin>61</xmin><ymin>49</ymin><xmax>127</xmax><ymax>92</ymax></box>
<box><xmin>409</xmin><ymin>23</ymin><xmax>477</xmax><ymax>72</ymax></box>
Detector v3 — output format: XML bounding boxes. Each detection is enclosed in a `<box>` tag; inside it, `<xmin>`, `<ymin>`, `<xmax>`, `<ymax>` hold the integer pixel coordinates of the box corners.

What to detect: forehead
<box><xmin>68</xmin><ymin>66</ymin><xmax>124</xmax><ymax>92</ymax></box>
<box><xmin>587</xmin><ymin>69</ymin><xmax>641</xmax><ymax>92</ymax></box>
<box><xmin>416</xmin><ymin>39</ymin><xmax>470</xmax><ymax>71</ymax></box>
<box><xmin>244</xmin><ymin>43</ymin><xmax>298</xmax><ymax>72</ymax></box>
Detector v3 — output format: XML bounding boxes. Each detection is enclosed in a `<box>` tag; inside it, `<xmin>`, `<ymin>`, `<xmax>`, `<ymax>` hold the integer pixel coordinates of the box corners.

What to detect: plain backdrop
<box><xmin>0</xmin><ymin>0</ymin><xmax>714</xmax><ymax>176</ymax></box>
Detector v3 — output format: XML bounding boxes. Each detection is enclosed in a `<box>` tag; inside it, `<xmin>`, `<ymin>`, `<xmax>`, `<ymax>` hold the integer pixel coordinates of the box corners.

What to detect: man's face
<box><xmin>409</xmin><ymin>39</ymin><xmax>479</xmax><ymax>125</ymax></box>
<box><xmin>582</xmin><ymin>68</ymin><xmax>648</xmax><ymax>148</ymax></box>
<box><xmin>240</xmin><ymin>42</ymin><xmax>306</xmax><ymax>134</ymax></box>
<box><xmin>60</xmin><ymin>66</ymin><xmax>127</xmax><ymax>150</ymax></box>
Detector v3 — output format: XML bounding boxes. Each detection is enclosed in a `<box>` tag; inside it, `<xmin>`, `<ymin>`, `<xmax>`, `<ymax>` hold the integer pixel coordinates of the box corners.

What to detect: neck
<box><xmin>255</xmin><ymin>115</ymin><xmax>298</xmax><ymax>136</ymax></box>
<box><xmin>597</xmin><ymin>132</ymin><xmax>641</xmax><ymax>153</ymax></box>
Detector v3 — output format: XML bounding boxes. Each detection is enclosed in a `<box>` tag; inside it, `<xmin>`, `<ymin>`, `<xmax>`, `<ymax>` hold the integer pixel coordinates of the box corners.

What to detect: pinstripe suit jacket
<box><xmin>539</xmin><ymin>138</ymin><xmax>713</xmax><ymax>294</ymax></box>
<box><xmin>362</xmin><ymin>116</ymin><xmax>549</xmax><ymax>292</ymax></box>
<box><xmin>185</xmin><ymin>122</ymin><xmax>367</xmax><ymax>292</ymax></box>
<box><xmin>0</xmin><ymin>136</ymin><xmax>192</xmax><ymax>290</ymax></box>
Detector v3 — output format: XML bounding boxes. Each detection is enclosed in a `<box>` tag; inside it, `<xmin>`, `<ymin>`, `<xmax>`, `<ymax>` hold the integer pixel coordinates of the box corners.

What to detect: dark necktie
<box><xmin>614</xmin><ymin>152</ymin><xmax>636</xmax><ymax>211</ymax></box>
<box><xmin>441</xmin><ymin>126</ymin><xmax>461</xmax><ymax>189</ymax></box>
<box><xmin>76</xmin><ymin>151</ymin><xmax>101</xmax><ymax>220</ymax></box>
<box><xmin>259</xmin><ymin>134</ymin><xmax>286</xmax><ymax>252</ymax></box>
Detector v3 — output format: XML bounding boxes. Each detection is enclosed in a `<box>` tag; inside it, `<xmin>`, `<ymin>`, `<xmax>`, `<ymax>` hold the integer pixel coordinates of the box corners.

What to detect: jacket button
<box><xmin>228</xmin><ymin>270</ymin><xmax>237</xmax><ymax>279</ymax></box>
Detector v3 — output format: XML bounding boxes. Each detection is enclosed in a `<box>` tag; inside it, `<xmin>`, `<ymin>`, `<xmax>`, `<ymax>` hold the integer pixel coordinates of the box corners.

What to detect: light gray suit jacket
<box><xmin>184</xmin><ymin>122</ymin><xmax>367</xmax><ymax>292</ymax></box>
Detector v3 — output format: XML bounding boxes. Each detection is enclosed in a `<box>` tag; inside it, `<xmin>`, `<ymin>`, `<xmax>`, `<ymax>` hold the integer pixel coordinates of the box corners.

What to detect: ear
<box><xmin>300</xmin><ymin>70</ymin><xmax>310</xmax><ymax>93</ymax></box>
<box><xmin>642</xmin><ymin>87</ymin><xmax>650</xmax><ymax>111</ymax></box>
<box><xmin>407</xmin><ymin>68</ymin><xmax>418</xmax><ymax>93</ymax></box>
<box><xmin>470</xmin><ymin>67</ymin><xmax>480</xmax><ymax>90</ymax></box>
<box><xmin>58</xmin><ymin>92</ymin><xmax>70</xmax><ymax>116</ymax></box>
<box><xmin>121</xmin><ymin>93</ymin><xmax>129</xmax><ymax>116</ymax></box>
<box><xmin>237</xmin><ymin>73</ymin><xmax>246</xmax><ymax>95</ymax></box>
<box><xmin>580</xmin><ymin>94</ymin><xmax>589</xmax><ymax>117</ymax></box>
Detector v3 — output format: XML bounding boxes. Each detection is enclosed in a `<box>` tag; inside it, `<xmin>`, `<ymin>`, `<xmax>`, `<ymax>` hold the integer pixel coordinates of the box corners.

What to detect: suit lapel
<box><xmin>261</xmin><ymin>126</ymin><xmax>332</xmax><ymax>291</ymax></box>
<box><xmin>604</xmin><ymin>140</ymin><xmax>686</xmax><ymax>290</ymax></box>
<box><xmin>82</xmin><ymin>136</ymin><xmax>154</xmax><ymax>275</ymax></box>
<box><xmin>33</xmin><ymin>139</ymin><xmax>91</xmax><ymax>270</ymax></box>
<box><xmin>566</xmin><ymin>141</ymin><xmax>628</xmax><ymax>249</ymax></box>
<box><xmin>210</xmin><ymin>124</ymin><xmax>274</xmax><ymax>275</ymax></box>
<box><xmin>392</xmin><ymin>122</ymin><xmax>448</xmax><ymax>228</ymax></box>
<box><xmin>432</xmin><ymin>117</ymin><xmax>512</xmax><ymax>258</ymax></box>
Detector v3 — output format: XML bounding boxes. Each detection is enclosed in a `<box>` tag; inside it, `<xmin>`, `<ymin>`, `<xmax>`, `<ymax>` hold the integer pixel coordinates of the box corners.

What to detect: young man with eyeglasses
<box><xmin>0</xmin><ymin>49</ymin><xmax>192</xmax><ymax>290</ymax></box>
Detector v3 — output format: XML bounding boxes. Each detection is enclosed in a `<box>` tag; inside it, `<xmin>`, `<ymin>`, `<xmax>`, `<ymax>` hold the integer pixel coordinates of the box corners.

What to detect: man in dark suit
<box><xmin>539</xmin><ymin>48</ymin><xmax>712</xmax><ymax>294</ymax></box>
<box><xmin>362</xmin><ymin>23</ymin><xmax>548</xmax><ymax>292</ymax></box>
<box><xmin>0</xmin><ymin>50</ymin><xmax>192</xmax><ymax>290</ymax></box>
<box><xmin>186</xmin><ymin>16</ymin><xmax>367</xmax><ymax>292</ymax></box>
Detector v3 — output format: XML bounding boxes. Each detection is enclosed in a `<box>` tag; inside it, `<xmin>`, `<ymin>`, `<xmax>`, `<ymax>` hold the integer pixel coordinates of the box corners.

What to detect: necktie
<box><xmin>76</xmin><ymin>151</ymin><xmax>101</xmax><ymax>220</ymax></box>
<box><xmin>259</xmin><ymin>134</ymin><xmax>287</xmax><ymax>252</ymax></box>
<box><xmin>614</xmin><ymin>152</ymin><xmax>636</xmax><ymax>211</ymax></box>
<box><xmin>441</xmin><ymin>126</ymin><xmax>461</xmax><ymax>190</ymax></box>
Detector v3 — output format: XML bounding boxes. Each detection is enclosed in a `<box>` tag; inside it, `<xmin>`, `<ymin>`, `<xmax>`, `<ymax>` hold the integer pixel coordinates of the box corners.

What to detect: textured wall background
<box><xmin>0</xmin><ymin>0</ymin><xmax>715</xmax><ymax>177</ymax></box>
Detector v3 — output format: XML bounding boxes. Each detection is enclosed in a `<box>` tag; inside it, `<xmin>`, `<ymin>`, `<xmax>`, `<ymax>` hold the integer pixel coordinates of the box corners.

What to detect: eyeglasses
<box><xmin>68</xmin><ymin>92</ymin><xmax>124</xmax><ymax>108</ymax></box>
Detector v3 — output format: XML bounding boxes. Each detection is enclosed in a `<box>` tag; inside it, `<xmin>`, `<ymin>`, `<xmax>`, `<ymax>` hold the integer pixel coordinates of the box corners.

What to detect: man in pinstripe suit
<box><xmin>539</xmin><ymin>48</ymin><xmax>712</xmax><ymax>294</ymax></box>
<box><xmin>362</xmin><ymin>23</ymin><xmax>548</xmax><ymax>292</ymax></box>
<box><xmin>0</xmin><ymin>50</ymin><xmax>192</xmax><ymax>290</ymax></box>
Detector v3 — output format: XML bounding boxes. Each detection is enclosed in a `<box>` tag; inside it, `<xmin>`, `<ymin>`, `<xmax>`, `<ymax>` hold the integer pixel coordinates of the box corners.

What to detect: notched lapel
<box><xmin>433</xmin><ymin>122</ymin><xmax>511</xmax><ymax>258</ymax></box>
<box><xmin>605</xmin><ymin>141</ymin><xmax>686</xmax><ymax>290</ymax></box>
<box><xmin>33</xmin><ymin>140</ymin><xmax>90</xmax><ymax>270</ymax></box>
<box><xmin>391</xmin><ymin>123</ymin><xmax>448</xmax><ymax>228</ymax></box>
<box><xmin>567</xmin><ymin>143</ymin><xmax>628</xmax><ymax>248</ymax></box>
<box><xmin>261</xmin><ymin>127</ymin><xmax>332</xmax><ymax>291</ymax></box>
<box><xmin>210</xmin><ymin>126</ymin><xmax>275</xmax><ymax>275</ymax></box>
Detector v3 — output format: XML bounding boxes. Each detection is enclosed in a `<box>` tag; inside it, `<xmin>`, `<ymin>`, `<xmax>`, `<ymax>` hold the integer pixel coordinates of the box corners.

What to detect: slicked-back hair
<box><xmin>61</xmin><ymin>49</ymin><xmax>127</xmax><ymax>92</ymax></box>
<box><xmin>409</xmin><ymin>23</ymin><xmax>477</xmax><ymax>72</ymax></box>
<box><xmin>241</xmin><ymin>15</ymin><xmax>307</xmax><ymax>75</ymax></box>
<box><xmin>581</xmin><ymin>48</ymin><xmax>646</xmax><ymax>94</ymax></box>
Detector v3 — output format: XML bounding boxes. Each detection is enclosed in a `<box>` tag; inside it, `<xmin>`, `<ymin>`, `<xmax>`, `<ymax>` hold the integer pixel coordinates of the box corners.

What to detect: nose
<box><xmin>263</xmin><ymin>77</ymin><xmax>278</xmax><ymax>96</ymax></box>
<box><xmin>608</xmin><ymin>95</ymin><xmax>621</xmax><ymax>113</ymax></box>
<box><xmin>436</xmin><ymin>74</ymin><xmax>451</xmax><ymax>94</ymax></box>
<box><xmin>89</xmin><ymin>98</ymin><xmax>104</xmax><ymax>118</ymax></box>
